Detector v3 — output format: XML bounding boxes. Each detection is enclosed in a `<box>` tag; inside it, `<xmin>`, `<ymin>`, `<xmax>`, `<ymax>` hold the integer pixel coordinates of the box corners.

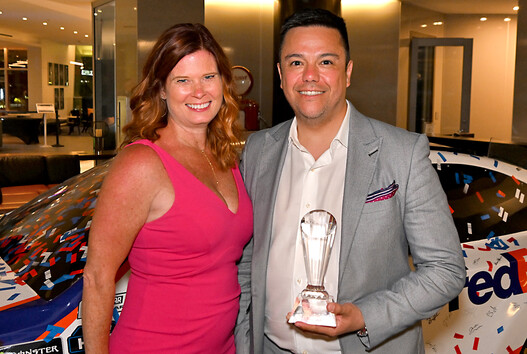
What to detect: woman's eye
<box><xmin>204</xmin><ymin>74</ymin><xmax>216</xmax><ymax>80</ymax></box>
<box><xmin>176</xmin><ymin>79</ymin><xmax>188</xmax><ymax>84</ymax></box>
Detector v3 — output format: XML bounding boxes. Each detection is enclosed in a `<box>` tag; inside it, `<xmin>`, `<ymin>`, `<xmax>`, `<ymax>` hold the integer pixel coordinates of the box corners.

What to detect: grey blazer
<box><xmin>235</xmin><ymin>103</ymin><xmax>466</xmax><ymax>354</ymax></box>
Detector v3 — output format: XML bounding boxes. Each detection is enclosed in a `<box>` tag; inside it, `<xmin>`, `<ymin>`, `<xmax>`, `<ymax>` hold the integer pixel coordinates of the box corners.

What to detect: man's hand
<box><xmin>289</xmin><ymin>302</ymin><xmax>366</xmax><ymax>337</ymax></box>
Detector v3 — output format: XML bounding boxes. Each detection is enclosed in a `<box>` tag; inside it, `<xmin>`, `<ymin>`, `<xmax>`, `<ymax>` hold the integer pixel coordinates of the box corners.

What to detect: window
<box><xmin>0</xmin><ymin>49</ymin><xmax>28</xmax><ymax>111</ymax></box>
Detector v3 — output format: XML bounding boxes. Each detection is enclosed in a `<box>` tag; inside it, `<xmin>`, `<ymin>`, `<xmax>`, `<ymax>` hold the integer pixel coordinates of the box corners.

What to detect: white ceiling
<box><xmin>402</xmin><ymin>0</ymin><xmax>519</xmax><ymax>15</ymax></box>
<box><xmin>0</xmin><ymin>0</ymin><xmax>92</xmax><ymax>47</ymax></box>
<box><xmin>0</xmin><ymin>0</ymin><xmax>521</xmax><ymax>48</ymax></box>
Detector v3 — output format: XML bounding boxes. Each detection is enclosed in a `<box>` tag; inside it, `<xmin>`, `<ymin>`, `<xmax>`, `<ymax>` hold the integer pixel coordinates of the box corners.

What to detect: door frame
<box><xmin>408</xmin><ymin>37</ymin><xmax>473</xmax><ymax>134</ymax></box>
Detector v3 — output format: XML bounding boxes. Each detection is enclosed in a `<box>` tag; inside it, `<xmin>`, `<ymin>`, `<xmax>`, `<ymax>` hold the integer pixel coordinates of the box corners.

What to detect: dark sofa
<box><xmin>0</xmin><ymin>154</ymin><xmax>80</xmax><ymax>213</ymax></box>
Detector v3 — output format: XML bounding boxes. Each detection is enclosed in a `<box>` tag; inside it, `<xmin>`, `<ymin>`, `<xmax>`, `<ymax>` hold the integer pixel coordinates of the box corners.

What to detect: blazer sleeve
<box><xmin>353</xmin><ymin>134</ymin><xmax>466</xmax><ymax>349</ymax></box>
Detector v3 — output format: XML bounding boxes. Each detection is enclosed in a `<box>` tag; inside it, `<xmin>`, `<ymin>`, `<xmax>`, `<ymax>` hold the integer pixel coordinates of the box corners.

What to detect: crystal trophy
<box><xmin>288</xmin><ymin>209</ymin><xmax>337</xmax><ymax>327</ymax></box>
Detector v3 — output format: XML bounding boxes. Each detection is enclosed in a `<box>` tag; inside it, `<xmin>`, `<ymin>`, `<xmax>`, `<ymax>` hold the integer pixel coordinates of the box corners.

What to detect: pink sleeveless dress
<box><xmin>108</xmin><ymin>139</ymin><xmax>253</xmax><ymax>353</ymax></box>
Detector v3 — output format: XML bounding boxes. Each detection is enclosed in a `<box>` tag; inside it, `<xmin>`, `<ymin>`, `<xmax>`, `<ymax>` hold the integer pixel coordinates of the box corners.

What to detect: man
<box><xmin>236</xmin><ymin>8</ymin><xmax>466</xmax><ymax>354</ymax></box>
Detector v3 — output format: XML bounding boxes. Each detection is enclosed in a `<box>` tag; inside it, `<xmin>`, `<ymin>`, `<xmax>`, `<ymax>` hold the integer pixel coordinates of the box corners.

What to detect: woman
<box><xmin>82</xmin><ymin>23</ymin><xmax>253</xmax><ymax>353</ymax></box>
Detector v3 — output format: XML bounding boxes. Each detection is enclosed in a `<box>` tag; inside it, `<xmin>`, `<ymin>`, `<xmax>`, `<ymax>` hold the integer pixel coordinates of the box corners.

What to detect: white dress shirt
<box><xmin>264</xmin><ymin>103</ymin><xmax>350</xmax><ymax>354</ymax></box>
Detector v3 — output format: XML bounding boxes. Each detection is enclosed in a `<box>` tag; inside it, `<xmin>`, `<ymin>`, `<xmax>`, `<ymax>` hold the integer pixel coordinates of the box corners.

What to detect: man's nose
<box><xmin>302</xmin><ymin>64</ymin><xmax>320</xmax><ymax>82</ymax></box>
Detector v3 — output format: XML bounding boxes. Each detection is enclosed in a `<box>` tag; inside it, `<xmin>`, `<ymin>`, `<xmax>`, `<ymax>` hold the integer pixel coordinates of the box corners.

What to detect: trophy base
<box><xmin>288</xmin><ymin>291</ymin><xmax>336</xmax><ymax>327</ymax></box>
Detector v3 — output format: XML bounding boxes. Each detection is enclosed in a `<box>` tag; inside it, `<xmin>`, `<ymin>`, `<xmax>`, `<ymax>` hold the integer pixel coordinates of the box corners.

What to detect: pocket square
<box><xmin>366</xmin><ymin>181</ymin><xmax>399</xmax><ymax>203</ymax></box>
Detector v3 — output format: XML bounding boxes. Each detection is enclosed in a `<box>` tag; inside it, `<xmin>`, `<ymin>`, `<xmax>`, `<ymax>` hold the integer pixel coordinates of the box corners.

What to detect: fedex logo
<box><xmin>464</xmin><ymin>248</ymin><xmax>527</xmax><ymax>305</ymax></box>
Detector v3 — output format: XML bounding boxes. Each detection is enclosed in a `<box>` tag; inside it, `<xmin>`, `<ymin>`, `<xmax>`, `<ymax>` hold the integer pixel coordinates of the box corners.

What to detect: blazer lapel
<box><xmin>251</xmin><ymin>121</ymin><xmax>291</xmax><ymax>350</ymax></box>
<box><xmin>338</xmin><ymin>106</ymin><xmax>381</xmax><ymax>285</ymax></box>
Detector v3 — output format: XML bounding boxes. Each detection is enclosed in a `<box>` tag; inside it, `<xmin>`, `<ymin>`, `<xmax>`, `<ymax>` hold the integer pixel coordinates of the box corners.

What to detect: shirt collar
<box><xmin>289</xmin><ymin>100</ymin><xmax>350</xmax><ymax>151</ymax></box>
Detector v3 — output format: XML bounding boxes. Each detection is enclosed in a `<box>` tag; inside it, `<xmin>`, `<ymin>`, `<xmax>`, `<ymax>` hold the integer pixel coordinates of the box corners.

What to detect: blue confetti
<box><xmin>462</xmin><ymin>250</ymin><xmax>467</xmax><ymax>257</ymax></box>
<box><xmin>496</xmin><ymin>192</ymin><xmax>505</xmax><ymax>198</ymax></box>
<box><xmin>494</xmin><ymin>160</ymin><xmax>499</xmax><ymax>168</ymax></box>
<box><xmin>497</xmin><ymin>326</ymin><xmax>504</xmax><ymax>334</ymax></box>
<box><xmin>470</xmin><ymin>155</ymin><xmax>481</xmax><ymax>160</ymax></box>
<box><xmin>487</xmin><ymin>231</ymin><xmax>495</xmax><ymax>239</ymax></box>
<box><xmin>0</xmin><ymin>286</ymin><xmax>16</xmax><ymax>292</ymax></box>
<box><xmin>7</xmin><ymin>293</ymin><xmax>20</xmax><ymax>301</ymax></box>
<box><xmin>44</xmin><ymin>325</ymin><xmax>64</xmax><ymax>343</ymax></box>
<box><xmin>481</xmin><ymin>214</ymin><xmax>490</xmax><ymax>220</ymax></box>
<box><xmin>437</xmin><ymin>152</ymin><xmax>447</xmax><ymax>162</ymax></box>
<box><xmin>464</xmin><ymin>174</ymin><xmax>473</xmax><ymax>184</ymax></box>
<box><xmin>455</xmin><ymin>173</ymin><xmax>460</xmax><ymax>184</ymax></box>
<box><xmin>491</xmin><ymin>206</ymin><xmax>500</xmax><ymax>213</ymax></box>
<box><xmin>487</xmin><ymin>238</ymin><xmax>509</xmax><ymax>250</ymax></box>
<box><xmin>113</xmin><ymin>307</ymin><xmax>120</xmax><ymax>323</ymax></box>
<box><xmin>489</xmin><ymin>171</ymin><xmax>496</xmax><ymax>183</ymax></box>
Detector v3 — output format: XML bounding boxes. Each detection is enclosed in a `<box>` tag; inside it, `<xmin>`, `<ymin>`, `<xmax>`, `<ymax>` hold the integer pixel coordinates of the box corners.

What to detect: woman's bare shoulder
<box><xmin>103</xmin><ymin>143</ymin><xmax>166</xmax><ymax>192</ymax></box>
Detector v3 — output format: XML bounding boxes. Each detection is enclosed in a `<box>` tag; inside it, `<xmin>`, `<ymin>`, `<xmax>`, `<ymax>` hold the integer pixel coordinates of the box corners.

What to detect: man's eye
<box><xmin>290</xmin><ymin>60</ymin><xmax>302</xmax><ymax>66</ymax></box>
<box><xmin>321</xmin><ymin>60</ymin><xmax>333</xmax><ymax>65</ymax></box>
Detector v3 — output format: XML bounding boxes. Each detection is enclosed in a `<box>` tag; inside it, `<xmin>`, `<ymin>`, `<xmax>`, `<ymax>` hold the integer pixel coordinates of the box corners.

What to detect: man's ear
<box><xmin>346</xmin><ymin>60</ymin><xmax>353</xmax><ymax>88</ymax></box>
<box><xmin>277</xmin><ymin>62</ymin><xmax>283</xmax><ymax>89</ymax></box>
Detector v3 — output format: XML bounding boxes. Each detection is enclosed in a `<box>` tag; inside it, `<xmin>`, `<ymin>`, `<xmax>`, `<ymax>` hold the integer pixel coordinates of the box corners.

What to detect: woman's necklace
<box><xmin>200</xmin><ymin>149</ymin><xmax>219</xmax><ymax>187</ymax></box>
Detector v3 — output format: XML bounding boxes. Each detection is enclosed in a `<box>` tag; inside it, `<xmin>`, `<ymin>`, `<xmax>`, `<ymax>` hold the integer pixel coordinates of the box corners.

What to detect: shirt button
<box><xmin>305</xmin><ymin>203</ymin><xmax>310</xmax><ymax>208</ymax></box>
<box><xmin>296</xmin><ymin>278</ymin><xmax>302</xmax><ymax>285</ymax></box>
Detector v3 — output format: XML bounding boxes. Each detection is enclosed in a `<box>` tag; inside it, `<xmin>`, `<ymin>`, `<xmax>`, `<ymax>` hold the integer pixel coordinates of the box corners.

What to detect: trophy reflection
<box><xmin>288</xmin><ymin>209</ymin><xmax>337</xmax><ymax>327</ymax></box>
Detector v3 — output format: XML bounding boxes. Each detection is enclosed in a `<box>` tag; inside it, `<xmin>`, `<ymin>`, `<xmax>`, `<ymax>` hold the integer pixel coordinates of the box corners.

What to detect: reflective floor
<box><xmin>1</xmin><ymin>132</ymin><xmax>98</xmax><ymax>172</ymax></box>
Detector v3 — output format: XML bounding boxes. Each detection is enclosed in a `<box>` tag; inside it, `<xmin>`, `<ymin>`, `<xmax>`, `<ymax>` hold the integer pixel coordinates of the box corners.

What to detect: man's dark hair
<box><xmin>279</xmin><ymin>8</ymin><xmax>350</xmax><ymax>62</ymax></box>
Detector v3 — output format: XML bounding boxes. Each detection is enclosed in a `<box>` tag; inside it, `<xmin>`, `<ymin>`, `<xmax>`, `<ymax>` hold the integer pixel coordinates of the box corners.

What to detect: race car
<box><xmin>0</xmin><ymin>149</ymin><xmax>526</xmax><ymax>353</ymax></box>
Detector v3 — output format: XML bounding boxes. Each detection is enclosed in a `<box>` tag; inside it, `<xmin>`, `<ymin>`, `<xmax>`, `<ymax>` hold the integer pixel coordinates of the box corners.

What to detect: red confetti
<box><xmin>449</xmin><ymin>205</ymin><xmax>454</xmax><ymax>214</ymax></box>
<box><xmin>454</xmin><ymin>333</ymin><xmax>464</xmax><ymax>339</ymax></box>
<box><xmin>49</xmin><ymin>257</ymin><xmax>56</xmax><ymax>266</ymax></box>
<box><xmin>498</xmin><ymin>190</ymin><xmax>506</xmax><ymax>197</ymax></box>
<box><xmin>463</xmin><ymin>244</ymin><xmax>475</xmax><ymax>249</ymax></box>
<box><xmin>487</xmin><ymin>261</ymin><xmax>493</xmax><ymax>272</ymax></box>
<box><xmin>455</xmin><ymin>345</ymin><xmax>462</xmax><ymax>354</ymax></box>
<box><xmin>473</xmin><ymin>337</ymin><xmax>480</xmax><ymax>350</ymax></box>
<box><xmin>511</xmin><ymin>175</ymin><xmax>520</xmax><ymax>185</ymax></box>
<box><xmin>476</xmin><ymin>191</ymin><xmax>484</xmax><ymax>203</ymax></box>
<box><xmin>30</xmin><ymin>269</ymin><xmax>37</xmax><ymax>277</ymax></box>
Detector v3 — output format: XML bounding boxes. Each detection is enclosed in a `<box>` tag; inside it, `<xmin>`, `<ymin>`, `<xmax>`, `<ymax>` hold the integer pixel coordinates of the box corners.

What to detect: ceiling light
<box><xmin>433</xmin><ymin>21</ymin><xmax>443</xmax><ymax>26</ymax></box>
<box><xmin>60</xmin><ymin>26</ymin><xmax>65</xmax><ymax>30</ymax></box>
<box><xmin>43</xmin><ymin>21</ymin><xmax>48</xmax><ymax>26</ymax></box>
<box><xmin>74</xmin><ymin>31</ymin><xmax>78</xmax><ymax>34</ymax></box>
<box><xmin>513</xmin><ymin>6</ymin><xmax>519</xmax><ymax>11</ymax></box>
<box><xmin>22</xmin><ymin>17</ymin><xmax>28</xmax><ymax>21</ymax></box>
<box><xmin>70</xmin><ymin>61</ymin><xmax>83</xmax><ymax>66</ymax></box>
<box><xmin>0</xmin><ymin>11</ymin><xmax>3</xmax><ymax>15</ymax></box>
<box><xmin>421</xmin><ymin>24</ymin><xmax>427</xmax><ymax>28</ymax></box>
<box><xmin>504</xmin><ymin>17</ymin><xmax>512</xmax><ymax>22</ymax></box>
<box><xmin>84</xmin><ymin>34</ymin><xmax>89</xmax><ymax>38</ymax></box>
<box><xmin>480</xmin><ymin>17</ymin><xmax>487</xmax><ymax>21</ymax></box>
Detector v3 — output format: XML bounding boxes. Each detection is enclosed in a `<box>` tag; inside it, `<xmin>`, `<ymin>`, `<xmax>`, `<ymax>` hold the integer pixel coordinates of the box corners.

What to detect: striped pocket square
<box><xmin>366</xmin><ymin>181</ymin><xmax>399</xmax><ymax>203</ymax></box>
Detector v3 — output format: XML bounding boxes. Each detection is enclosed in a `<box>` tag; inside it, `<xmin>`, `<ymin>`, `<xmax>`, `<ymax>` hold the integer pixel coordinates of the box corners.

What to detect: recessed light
<box><xmin>43</xmin><ymin>21</ymin><xmax>48</xmax><ymax>25</ymax></box>
<box><xmin>480</xmin><ymin>17</ymin><xmax>487</xmax><ymax>21</ymax></box>
<box><xmin>433</xmin><ymin>21</ymin><xmax>443</xmax><ymax>26</ymax></box>
<box><xmin>421</xmin><ymin>24</ymin><xmax>427</xmax><ymax>28</ymax></box>
<box><xmin>504</xmin><ymin>17</ymin><xmax>512</xmax><ymax>22</ymax></box>
<box><xmin>22</xmin><ymin>17</ymin><xmax>28</xmax><ymax>21</ymax></box>
<box><xmin>84</xmin><ymin>34</ymin><xmax>89</xmax><ymax>38</ymax></box>
<box><xmin>513</xmin><ymin>6</ymin><xmax>519</xmax><ymax>11</ymax></box>
<box><xmin>60</xmin><ymin>26</ymin><xmax>65</xmax><ymax>30</ymax></box>
<box><xmin>74</xmin><ymin>31</ymin><xmax>78</xmax><ymax>34</ymax></box>
<box><xmin>0</xmin><ymin>11</ymin><xmax>3</xmax><ymax>15</ymax></box>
